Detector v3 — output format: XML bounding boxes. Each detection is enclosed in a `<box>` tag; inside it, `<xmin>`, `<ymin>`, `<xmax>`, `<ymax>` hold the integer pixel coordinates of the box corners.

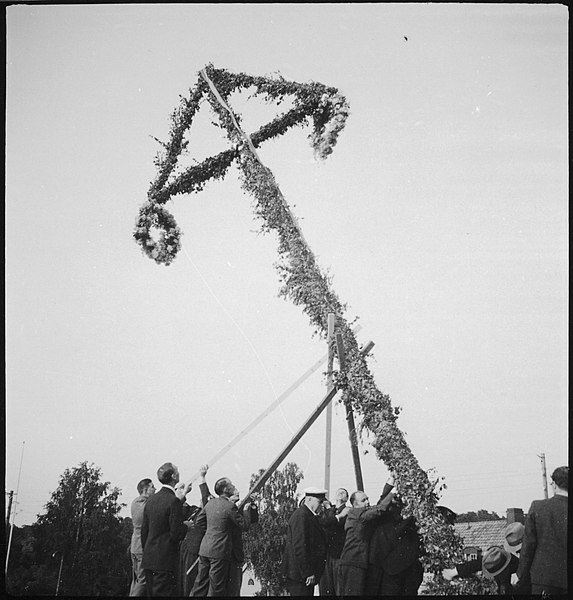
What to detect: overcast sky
<box><xmin>6</xmin><ymin>3</ymin><xmax>568</xmax><ymax>526</ymax></box>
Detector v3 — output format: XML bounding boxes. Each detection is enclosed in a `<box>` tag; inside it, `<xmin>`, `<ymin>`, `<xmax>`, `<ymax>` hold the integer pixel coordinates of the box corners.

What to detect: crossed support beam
<box><xmin>239</xmin><ymin>338</ymin><xmax>374</xmax><ymax>510</ymax></box>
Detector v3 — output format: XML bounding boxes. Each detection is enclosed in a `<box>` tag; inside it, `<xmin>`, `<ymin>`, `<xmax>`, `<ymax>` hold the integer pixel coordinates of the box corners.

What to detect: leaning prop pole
<box><xmin>186</xmin><ymin>342</ymin><xmax>372</xmax><ymax>577</ymax></box>
<box><xmin>336</xmin><ymin>332</ymin><xmax>364</xmax><ymax>491</ymax></box>
<box><xmin>237</xmin><ymin>340</ymin><xmax>375</xmax><ymax>511</ymax></box>
<box><xmin>183</xmin><ymin>324</ymin><xmax>361</xmax><ymax>488</ymax></box>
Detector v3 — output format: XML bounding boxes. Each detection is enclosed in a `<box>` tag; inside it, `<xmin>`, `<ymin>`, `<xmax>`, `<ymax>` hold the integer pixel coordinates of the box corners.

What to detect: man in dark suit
<box><xmin>338</xmin><ymin>479</ymin><xmax>394</xmax><ymax>596</ymax></box>
<box><xmin>178</xmin><ymin>464</ymin><xmax>212</xmax><ymax>596</ymax></box>
<box><xmin>226</xmin><ymin>487</ymin><xmax>258</xmax><ymax>595</ymax></box>
<box><xmin>282</xmin><ymin>487</ymin><xmax>329</xmax><ymax>596</ymax></box>
<box><xmin>318</xmin><ymin>487</ymin><xmax>350</xmax><ymax>596</ymax></box>
<box><xmin>367</xmin><ymin>495</ymin><xmax>423</xmax><ymax>595</ymax></box>
<box><xmin>514</xmin><ymin>465</ymin><xmax>568</xmax><ymax>595</ymax></box>
<box><xmin>191</xmin><ymin>477</ymin><xmax>251</xmax><ymax>596</ymax></box>
<box><xmin>141</xmin><ymin>462</ymin><xmax>193</xmax><ymax>597</ymax></box>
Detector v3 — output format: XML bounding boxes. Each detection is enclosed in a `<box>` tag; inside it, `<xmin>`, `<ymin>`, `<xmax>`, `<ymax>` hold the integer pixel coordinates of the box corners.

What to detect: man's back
<box><xmin>141</xmin><ymin>487</ymin><xmax>187</xmax><ymax>572</ymax></box>
<box><xmin>199</xmin><ymin>496</ymin><xmax>245</xmax><ymax>560</ymax></box>
<box><xmin>518</xmin><ymin>495</ymin><xmax>567</xmax><ymax>589</ymax></box>
<box><xmin>130</xmin><ymin>496</ymin><xmax>147</xmax><ymax>554</ymax></box>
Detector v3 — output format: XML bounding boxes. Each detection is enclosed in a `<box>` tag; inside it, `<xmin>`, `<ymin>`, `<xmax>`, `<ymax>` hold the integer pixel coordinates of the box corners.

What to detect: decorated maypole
<box><xmin>134</xmin><ymin>64</ymin><xmax>489</xmax><ymax>592</ymax></box>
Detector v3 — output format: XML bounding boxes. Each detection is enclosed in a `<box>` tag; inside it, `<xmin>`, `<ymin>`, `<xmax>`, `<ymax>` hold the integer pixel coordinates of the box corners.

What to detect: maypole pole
<box><xmin>133</xmin><ymin>64</ymin><xmax>473</xmax><ymax>588</ymax></box>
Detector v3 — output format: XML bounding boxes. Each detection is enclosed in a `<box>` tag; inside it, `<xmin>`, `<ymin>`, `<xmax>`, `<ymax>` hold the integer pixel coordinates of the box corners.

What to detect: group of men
<box><xmin>443</xmin><ymin>465</ymin><xmax>568</xmax><ymax>596</ymax></box>
<box><xmin>129</xmin><ymin>462</ymin><xmax>257</xmax><ymax>597</ymax></box>
<box><xmin>128</xmin><ymin>461</ymin><xmax>568</xmax><ymax>597</ymax></box>
<box><xmin>282</xmin><ymin>474</ymin><xmax>425</xmax><ymax>596</ymax></box>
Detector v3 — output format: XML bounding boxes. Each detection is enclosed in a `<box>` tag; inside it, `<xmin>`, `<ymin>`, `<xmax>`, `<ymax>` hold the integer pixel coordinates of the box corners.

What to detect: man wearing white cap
<box><xmin>282</xmin><ymin>487</ymin><xmax>328</xmax><ymax>596</ymax></box>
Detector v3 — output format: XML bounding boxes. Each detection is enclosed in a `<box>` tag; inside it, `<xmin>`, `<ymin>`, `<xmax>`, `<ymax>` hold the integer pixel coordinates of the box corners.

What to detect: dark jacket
<box><xmin>339</xmin><ymin>504</ymin><xmax>390</xmax><ymax>569</ymax></box>
<box><xmin>517</xmin><ymin>494</ymin><xmax>568</xmax><ymax>589</ymax></box>
<box><xmin>457</xmin><ymin>553</ymin><xmax>519</xmax><ymax>595</ymax></box>
<box><xmin>141</xmin><ymin>486</ymin><xmax>188</xmax><ymax>572</ymax></box>
<box><xmin>369</xmin><ymin>513</ymin><xmax>420</xmax><ymax>575</ymax></box>
<box><xmin>282</xmin><ymin>504</ymin><xmax>327</xmax><ymax>582</ymax></box>
<box><xmin>319</xmin><ymin>504</ymin><xmax>348</xmax><ymax>559</ymax></box>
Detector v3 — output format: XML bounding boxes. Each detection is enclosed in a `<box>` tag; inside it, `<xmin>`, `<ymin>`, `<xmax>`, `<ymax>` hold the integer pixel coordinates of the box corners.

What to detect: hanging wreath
<box><xmin>133</xmin><ymin>201</ymin><xmax>182</xmax><ymax>266</ymax></box>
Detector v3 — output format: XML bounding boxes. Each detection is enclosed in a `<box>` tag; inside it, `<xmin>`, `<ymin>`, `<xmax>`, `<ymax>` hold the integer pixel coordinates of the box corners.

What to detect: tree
<box><xmin>455</xmin><ymin>509</ymin><xmax>503</xmax><ymax>523</ymax></box>
<box><xmin>7</xmin><ymin>461</ymin><xmax>129</xmax><ymax>596</ymax></box>
<box><xmin>244</xmin><ymin>462</ymin><xmax>304</xmax><ymax>596</ymax></box>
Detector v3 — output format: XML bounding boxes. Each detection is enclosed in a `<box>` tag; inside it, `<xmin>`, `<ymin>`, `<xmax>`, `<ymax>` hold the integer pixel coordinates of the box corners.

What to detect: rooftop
<box><xmin>454</xmin><ymin>519</ymin><xmax>508</xmax><ymax>551</ymax></box>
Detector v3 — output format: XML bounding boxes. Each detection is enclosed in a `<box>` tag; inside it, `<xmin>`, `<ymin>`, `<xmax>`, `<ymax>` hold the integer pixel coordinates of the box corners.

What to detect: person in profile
<box><xmin>191</xmin><ymin>477</ymin><xmax>251</xmax><ymax>596</ymax></box>
<box><xmin>129</xmin><ymin>478</ymin><xmax>156</xmax><ymax>596</ymax></box>
<box><xmin>319</xmin><ymin>487</ymin><xmax>350</xmax><ymax>596</ymax></box>
<box><xmin>282</xmin><ymin>487</ymin><xmax>329</xmax><ymax>596</ymax></box>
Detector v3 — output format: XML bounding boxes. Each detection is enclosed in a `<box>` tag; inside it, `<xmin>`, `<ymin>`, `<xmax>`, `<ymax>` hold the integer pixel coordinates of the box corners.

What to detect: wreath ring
<box><xmin>133</xmin><ymin>200</ymin><xmax>182</xmax><ymax>266</ymax></box>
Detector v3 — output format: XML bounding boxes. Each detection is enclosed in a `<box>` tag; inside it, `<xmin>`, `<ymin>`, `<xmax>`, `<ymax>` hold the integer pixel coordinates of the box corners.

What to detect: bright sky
<box><xmin>6</xmin><ymin>3</ymin><xmax>568</xmax><ymax>526</ymax></box>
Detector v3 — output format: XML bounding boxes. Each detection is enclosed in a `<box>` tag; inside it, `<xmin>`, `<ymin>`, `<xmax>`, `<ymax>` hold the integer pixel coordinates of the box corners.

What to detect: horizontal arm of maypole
<box><xmin>237</xmin><ymin>340</ymin><xmax>374</xmax><ymax>511</ymax></box>
<box><xmin>183</xmin><ymin>325</ymin><xmax>362</xmax><ymax>488</ymax></box>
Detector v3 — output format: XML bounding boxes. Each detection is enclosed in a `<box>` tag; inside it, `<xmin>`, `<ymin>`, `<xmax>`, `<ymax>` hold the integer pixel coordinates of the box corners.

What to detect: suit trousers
<box><xmin>319</xmin><ymin>555</ymin><xmax>340</xmax><ymax>596</ymax></box>
<box><xmin>144</xmin><ymin>569</ymin><xmax>177</xmax><ymax>597</ymax></box>
<box><xmin>364</xmin><ymin>564</ymin><xmax>383</xmax><ymax>595</ymax></box>
<box><xmin>337</xmin><ymin>564</ymin><xmax>367</xmax><ymax>596</ymax></box>
<box><xmin>226</xmin><ymin>559</ymin><xmax>243</xmax><ymax>596</ymax></box>
<box><xmin>192</xmin><ymin>555</ymin><xmax>230</xmax><ymax>596</ymax></box>
<box><xmin>380</xmin><ymin>560</ymin><xmax>424</xmax><ymax>596</ymax></box>
<box><xmin>129</xmin><ymin>553</ymin><xmax>147</xmax><ymax>596</ymax></box>
<box><xmin>286</xmin><ymin>578</ymin><xmax>314</xmax><ymax>596</ymax></box>
<box><xmin>531</xmin><ymin>583</ymin><xmax>567</xmax><ymax>595</ymax></box>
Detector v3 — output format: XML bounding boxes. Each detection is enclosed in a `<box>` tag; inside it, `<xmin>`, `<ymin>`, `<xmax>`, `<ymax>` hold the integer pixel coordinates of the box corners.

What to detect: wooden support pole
<box><xmin>324</xmin><ymin>313</ymin><xmax>335</xmax><ymax>495</ymax></box>
<box><xmin>336</xmin><ymin>332</ymin><xmax>365</xmax><ymax>491</ymax></box>
<box><xmin>183</xmin><ymin>325</ymin><xmax>361</xmax><ymax>488</ymax></box>
<box><xmin>346</xmin><ymin>404</ymin><xmax>364</xmax><ymax>492</ymax></box>
<box><xmin>187</xmin><ymin>325</ymin><xmax>362</xmax><ymax>484</ymax></box>
<box><xmin>239</xmin><ymin>340</ymin><xmax>374</xmax><ymax>510</ymax></box>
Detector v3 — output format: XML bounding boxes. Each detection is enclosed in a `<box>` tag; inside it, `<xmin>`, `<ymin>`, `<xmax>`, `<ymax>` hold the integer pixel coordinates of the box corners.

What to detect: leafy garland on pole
<box><xmin>134</xmin><ymin>64</ymin><xmax>492</xmax><ymax>593</ymax></box>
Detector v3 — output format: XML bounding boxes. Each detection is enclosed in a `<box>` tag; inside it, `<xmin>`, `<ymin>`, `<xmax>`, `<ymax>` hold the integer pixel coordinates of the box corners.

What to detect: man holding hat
<box><xmin>282</xmin><ymin>486</ymin><xmax>328</xmax><ymax>596</ymax></box>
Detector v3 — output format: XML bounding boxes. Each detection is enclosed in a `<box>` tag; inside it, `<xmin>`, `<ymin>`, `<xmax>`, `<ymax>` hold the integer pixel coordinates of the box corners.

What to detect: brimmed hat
<box><xmin>437</xmin><ymin>505</ymin><xmax>457</xmax><ymax>525</ymax></box>
<box><xmin>304</xmin><ymin>486</ymin><xmax>327</xmax><ymax>499</ymax></box>
<box><xmin>503</xmin><ymin>522</ymin><xmax>524</xmax><ymax>555</ymax></box>
<box><xmin>482</xmin><ymin>546</ymin><xmax>511</xmax><ymax>577</ymax></box>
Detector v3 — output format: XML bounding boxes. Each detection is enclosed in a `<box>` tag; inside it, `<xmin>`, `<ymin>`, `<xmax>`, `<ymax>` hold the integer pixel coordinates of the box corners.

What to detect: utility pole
<box><xmin>5</xmin><ymin>441</ymin><xmax>25</xmax><ymax>575</ymax></box>
<box><xmin>538</xmin><ymin>452</ymin><xmax>548</xmax><ymax>499</ymax></box>
<box><xmin>6</xmin><ymin>491</ymin><xmax>14</xmax><ymax>529</ymax></box>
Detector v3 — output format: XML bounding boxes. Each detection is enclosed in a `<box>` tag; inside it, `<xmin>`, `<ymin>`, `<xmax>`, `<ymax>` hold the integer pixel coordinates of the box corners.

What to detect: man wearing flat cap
<box><xmin>282</xmin><ymin>487</ymin><xmax>328</xmax><ymax>596</ymax></box>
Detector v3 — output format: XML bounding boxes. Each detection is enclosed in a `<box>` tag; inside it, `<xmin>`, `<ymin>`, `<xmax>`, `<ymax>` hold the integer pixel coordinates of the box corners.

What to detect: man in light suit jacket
<box><xmin>192</xmin><ymin>477</ymin><xmax>251</xmax><ymax>596</ymax></box>
<box><xmin>514</xmin><ymin>465</ymin><xmax>568</xmax><ymax>595</ymax></box>
<box><xmin>141</xmin><ymin>462</ymin><xmax>193</xmax><ymax>597</ymax></box>
<box><xmin>282</xmin><ymin>487</ymin><xmax>329</xmax><ymax>596</ymax></box>
<box><xmin>129</xmin><ymin>478</ymin><xmax>156</xmax><ymax>596</ymax></box>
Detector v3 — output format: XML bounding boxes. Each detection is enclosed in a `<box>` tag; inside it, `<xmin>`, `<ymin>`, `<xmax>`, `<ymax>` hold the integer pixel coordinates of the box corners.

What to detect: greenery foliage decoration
<box><xmin>135</xmin><ymin>64</ymin><xmax>487</xmax><ymax>593</ymax></box>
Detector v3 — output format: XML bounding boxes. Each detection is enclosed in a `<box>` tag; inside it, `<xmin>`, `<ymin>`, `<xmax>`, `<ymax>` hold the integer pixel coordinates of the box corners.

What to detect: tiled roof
<box><xmin>454</xmin><ymin>519</ymin><xmax>508</xmax><ymax>552</ymax></box>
